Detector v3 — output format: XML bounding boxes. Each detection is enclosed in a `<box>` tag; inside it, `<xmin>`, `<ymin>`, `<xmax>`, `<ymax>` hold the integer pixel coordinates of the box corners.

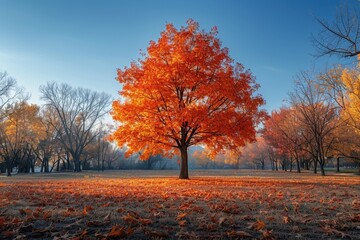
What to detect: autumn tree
<box><xmin>80</xmin><ymin>125</ymin><xmax>112</xmax><ymax>171</ymax></box>
<box><xmin>319</xmin><ymin>63</ymin><xmax>360</xmax><ymax>169</ymax></box>
<box><xmin>112</xmin><ymin>20</ymin><xmax>266</xmax><ymax>179</ymax></box>
<box><xmin>40</xmin><ymin>82</ymin><xmax>112</xmax><ymax>172</ymax></box>
<box><xmin>95</xmin><ymin>125</ymin><xmax>112</xmax><ymax>171</ymax></box>
<box><xmin>0</xmin><ymin>71</ymin><xmax>29</xmax><ymax>174</ymax></box>
<box><xmin>267</xmin><ymin>146</ymin><xmax>280</xmax><ymax>171</ymax></box>
<box><xmin>192</xmin><ymin>149</ymin><xmax>211</xmax><ymax>169</ymax></box>
<box><xmin>341</xmin><ymin>64</ymin><xmax>360</xmax><ymax>134</ymax></box>
<box><xmin>0</xmin><ymin>102</ymin><xmax>43</xmax><ymax>176</ymax></box>
<box><xmin>263</xmin><ymin>107</ymin><xmax>307</xmax><ymax>173</ymax></box>
<box><xmin>222</xmin><ymin>148</ymin><xmax>242</xmax><ymax>168</ymax></box>
<box><xmin>32</xmin><ymin>107</ymin><xmax>61</xmax><ymax>173</ymax></box>
<box><xmin>191</xmin><ymin>147</ymin><xmax>241</xmax><ymax>169</ymax></box>
<box><xmin>237</xmin><ymin>136</ymin><xmax>269</xmax><ymax>170</ymax></box>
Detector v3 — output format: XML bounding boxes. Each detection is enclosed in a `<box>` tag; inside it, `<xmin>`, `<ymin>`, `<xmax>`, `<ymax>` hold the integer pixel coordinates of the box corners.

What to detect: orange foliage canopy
<box><xmin>112</xmin><ymin>19</ymin><xmax>266</xmax><ymax>164</ymax></box>
<box><xmin>263</xmin><ymin>108</ymin><xmax>300</xmax><ymax>156</ymax></box>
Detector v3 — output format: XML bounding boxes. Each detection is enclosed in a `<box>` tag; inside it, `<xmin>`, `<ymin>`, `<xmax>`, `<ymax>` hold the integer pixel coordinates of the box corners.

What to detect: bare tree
<box><xmin>290</xmin><ymin>72</ymin><xmax>339</xmax><ymax>176</ymax></box>
<box><xmin>93</xmin><ymin>125</ymin><xmax>111</xmax><ymax>171</ymax></box>
<box><xmin>0</xmin><ymin>72</ymin><xmax>21</xmax><ymax>110</ymax></box>
<box><xmin>103</xmin><ymin>146</ymin><xmax>123</xmax><ymax>169</ymax></box>
<box><xmin>40</xmin><ymin>82</ymin><xmax>112</xmax><ymax>172</ymax></box>
<box><xmin>0</xmin><ymin>71</ymin><xmax>28</xmax><ymax>119</ymax></box>
<box><xmin>313</xmin><ymin>4</ymin><xmax>360</xmax><ymax>58</ymax></box>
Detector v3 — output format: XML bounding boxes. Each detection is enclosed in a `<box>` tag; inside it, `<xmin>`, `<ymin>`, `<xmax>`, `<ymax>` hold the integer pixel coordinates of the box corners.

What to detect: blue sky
<box><xmin>0</xmin><ymin>0</ymin><xmax>356</xmax><ymax>113</ymax></box>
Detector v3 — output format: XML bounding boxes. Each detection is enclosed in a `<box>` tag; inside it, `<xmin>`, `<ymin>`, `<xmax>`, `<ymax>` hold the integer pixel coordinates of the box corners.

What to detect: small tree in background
<box><xmin>40</xmin><ymin>82</ymin><xmax>112</xmax><ymax>172</ymax></box>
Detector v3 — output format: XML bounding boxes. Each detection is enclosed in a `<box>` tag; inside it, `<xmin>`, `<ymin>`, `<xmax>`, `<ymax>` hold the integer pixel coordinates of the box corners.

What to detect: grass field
<box><xmin>0</xmin><ymin>170</ymin><xmax>359</xmax><ymax>239</ymax></box>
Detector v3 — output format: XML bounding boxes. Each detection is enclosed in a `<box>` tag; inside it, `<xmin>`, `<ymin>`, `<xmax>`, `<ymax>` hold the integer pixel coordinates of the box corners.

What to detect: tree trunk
<box><xmin>320</xmin><ymin>162</ymin><xmax>325</xmax><ymax>176</ymax></box>
<box><xmin>97</xmin><ymin>157</ymin><xmax>100</xmax><ymax>171</ymax></box>
<box><xmin>296</xmin><ymin>158</ymin><xmax>301</xmax><ymax>173</ymax></box>
<box><xmin>74</xmin><ymin>159</ymin><xmax>81</xmax><ymax>172</ymax></box>
<box><xmin>66</xmin><ymin>158</ymin><xmax>71</xmax><ymax>170</ymax></box>
<box><xmin>62</xmin><ymin>159</ymin><xmax>66</xmax><ymax>170</ymax></box>
<box><xmin>44</xmin><ymin>157</ymin><xmax>49</xmax><ymax>173</ymax></box>
<box><xmin>40</xmin><ymin>161</ymin><xmax>44</xmax><ymax>173</ymax></box>
<box><xmin>30</xmin><ymin>156</ymin><xmax>35</xmax><ymax>173</ymax></box>
<box><xmin>66</xmin><ymin>152</ymin><xmax>71</xmax><ymax>170</ymax></box>
<box><xmin>305</xmin><ymin>160</ymin><xmax>309</xmax><ymax>170</ymax></box>
<box><xmin>313</xmin><ymin>159</ymin><xmax>317</xmax><ymax>174</ymax></box>
<box><xmin>50</xmin><ymin>161</ymin><xmax>55</xmax><ymax>173</ymax></box>
<box><xmin>6</xmin><ymin>161</ymin><xmax>12</xmax><ymax>177</ymax></box>
<box><xmin>56</xmin><ymin>159</ymin><xmax>60</xmax><ymax>172</ymax></box>
<box><xmin>336</xmin><ymin>157</ymin><xmax>340</xmax><ymax>173</ymax></box>
<box><xmin>0</xmin><ymin>164</ymin><xmax>5</xmax><ymax>173</ymax></box>
<box><xmin>179</xmin><ymin>146</ymin><xmax>189</xmax><ymax>179</ymax></box>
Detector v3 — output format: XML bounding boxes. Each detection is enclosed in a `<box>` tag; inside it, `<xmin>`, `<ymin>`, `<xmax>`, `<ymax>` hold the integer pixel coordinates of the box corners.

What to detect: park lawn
<box><xmin>0</xmin><ymin>170</ymin><xmax>359</xmax><ymax>239</ymax></box>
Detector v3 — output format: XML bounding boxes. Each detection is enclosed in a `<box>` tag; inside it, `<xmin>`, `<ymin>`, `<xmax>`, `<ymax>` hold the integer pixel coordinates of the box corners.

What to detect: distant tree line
<box><xmin>261</xmin><ymin>3</ymin><xmax>360</xmax><ymax>175</ymax></box>
<box><xmin>192</xmin><ymin>3</ymin><xmax>360</xmax><ymax>175</ymax></box>
<box><xmin>0</xmin><ymin>76</ymin><xmax>185</xmax><ymax>176</ymax></box>
<box><xmin>262</xmin><ymin>68</ymin><xmax>360</xmax><ymax>175</ymax></box>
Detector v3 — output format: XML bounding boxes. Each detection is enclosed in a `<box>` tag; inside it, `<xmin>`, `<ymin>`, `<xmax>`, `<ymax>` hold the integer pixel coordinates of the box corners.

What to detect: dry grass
<box><xmin>0</xmin><ymin>170</ymin><xmax>359</xmax><ymax>239</ymax></box>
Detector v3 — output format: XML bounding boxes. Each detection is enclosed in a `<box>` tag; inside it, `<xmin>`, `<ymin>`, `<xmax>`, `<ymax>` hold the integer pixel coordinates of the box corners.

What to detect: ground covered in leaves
<box><xmin>0</xmin><ymin>170</ymin><xmax>360</xmax><ymax>239</ymax></box>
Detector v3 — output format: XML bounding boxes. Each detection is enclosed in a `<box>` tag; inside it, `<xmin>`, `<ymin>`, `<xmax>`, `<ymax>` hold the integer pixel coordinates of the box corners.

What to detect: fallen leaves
<box><xmin>351</xmin><ymin>199</ymin><xmax>360</xmax><ymax>210</ymax></box>
<box><xmin>83</xmin><ymin>205</ymin><xmax>93</xmax><ymax>215</ymax></box>
<box><xmin>248</xmin><ymin>219</ymin><xmax>266</xmax><ymax>231</ymax></box>
<box><xmin>18</xmin><ymin>208</ymin><xmax>32</xmax><ymax>216</ymax></box>
<box><xmin>107</xmin><ymin>225</ymin><xmax>131</xmax><ymax>238</ymax></box>
<box><xmin>226</xmin><ymin>230</ymin><xmax>253</xmax><ymax>238</ymax></box>
<box><xmin>0</xmin><ymin>173</ymin><xmax>359</xmax><ymax>239</ymax></box>
<box><xmin>176</xmin><ymin>212</ymin><xmax>188</xmax><ymax>221</ymax></box>
<box><xmin>283</xmin><ymin>215</ymin><xmax>294</xmax><ymax>224</ymax></box>
<box><xmin>122</xmin><ymin>211</ymin><xmax>152</xmax><ymax>227</ymax></box>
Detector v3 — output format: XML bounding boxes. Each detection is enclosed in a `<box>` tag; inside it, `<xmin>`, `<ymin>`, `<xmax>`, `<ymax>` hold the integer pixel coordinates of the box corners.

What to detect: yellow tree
<box><xmin>318</xmin><ymin>65</ymin><xmax>360</xmax><ymax>170</ymax></box>
<box><xmin>192</xmin><ymin>148</ymin><xmax>211</xmax><ymax>169</ymax></box>
<box><xmin>341</xmin><ymin>65</ymin><xmax>360</xmax><ymax>133</ymax></box>
<box><xmin>0</xmin><ymin>102</ymin><xmax>44</xmax><ymax>175</ymax></box>
<box><xmin>112</xmin><ymin>20</ymin><xmax>266</xmax><ymax>179</ymax></box>
<box><xmin>340</xmin><ymin>63</ymin><xmax>360</xmax><ymax>166</ymax></box>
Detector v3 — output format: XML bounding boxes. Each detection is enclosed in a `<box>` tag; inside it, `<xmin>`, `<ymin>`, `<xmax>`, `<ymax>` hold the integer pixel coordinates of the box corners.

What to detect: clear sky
<box><xmin>0</xmin><ymin>0</ymin><xmax>356</xmax><ymax>113</ymax></box>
